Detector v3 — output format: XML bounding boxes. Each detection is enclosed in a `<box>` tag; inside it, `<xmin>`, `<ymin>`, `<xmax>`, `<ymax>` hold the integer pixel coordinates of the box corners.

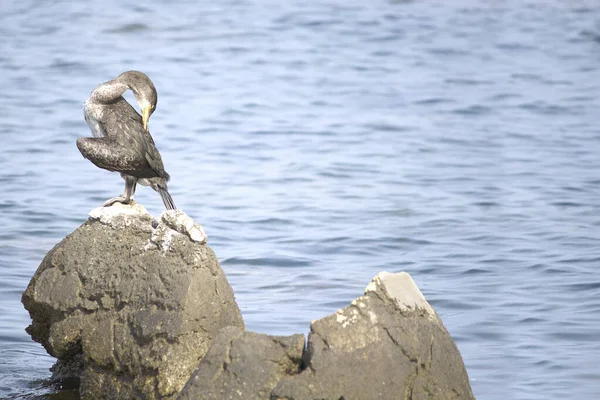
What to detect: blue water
<box><xmin>1</xmin><ymin>1</ymin><xmax>600</xmax><ymax>398</ymax></box>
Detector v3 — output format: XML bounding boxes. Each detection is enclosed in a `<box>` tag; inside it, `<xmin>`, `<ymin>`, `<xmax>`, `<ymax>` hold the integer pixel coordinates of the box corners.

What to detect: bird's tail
<box><xmin>157</xmin><ymin>185</ymin><xmax>176</xmax><ymax>210</ymax></box>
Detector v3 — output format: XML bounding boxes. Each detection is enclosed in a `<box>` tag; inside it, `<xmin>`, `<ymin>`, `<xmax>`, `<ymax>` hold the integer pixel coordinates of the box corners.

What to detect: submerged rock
<box><xmin>22</xmin><ymin>204</ymin><xmax>243</xmax><ymax>399</ymax></box>
<box><xmin>272</xmin><ymin>272</ymin><xmax>475</xmax><ymax>400</ymax></box>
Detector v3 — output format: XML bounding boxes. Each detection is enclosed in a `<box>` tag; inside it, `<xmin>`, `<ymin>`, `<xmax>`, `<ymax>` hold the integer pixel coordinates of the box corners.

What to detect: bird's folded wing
<box><xmin>106</xmin><ymin>108</ymin><xmax>169</xmax><ymax>180</ymax></box>
<box><xmin>76</xmin><ymin>137</ymin><xmax>154</xmax><ymax>176</ymax></box>
<box><xmin>144</xmin><ymin>146</ymin><xmax>170</xmax><ymax>181</ymax></box>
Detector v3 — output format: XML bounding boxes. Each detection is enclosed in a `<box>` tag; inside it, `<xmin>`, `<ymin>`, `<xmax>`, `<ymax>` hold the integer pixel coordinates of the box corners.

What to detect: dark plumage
<box><xmin>77</xmin><ymin>71</ymin><xmax>176</xmax><ymax>210</ymax></box>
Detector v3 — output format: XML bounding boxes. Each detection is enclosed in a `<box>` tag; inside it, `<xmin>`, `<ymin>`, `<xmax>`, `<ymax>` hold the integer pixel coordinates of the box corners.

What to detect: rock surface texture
<box><xmin>178</xmin><ymin>326</ymin><xmax>304</xmax><ymax>400</ymax></box>
<box><xmin>22</xmin><ymin>203</ymin><xmax>243</xmax><ymax>400</ymax></box>
<box><xmin>272</xmin><ymin>272</ymin><xmax>475</xmax><ymax>400</ymax></box>
<box><xmin>22</xmin><ymin>202</ymin><xmax>474</xmax><ymax>400</ymax></box>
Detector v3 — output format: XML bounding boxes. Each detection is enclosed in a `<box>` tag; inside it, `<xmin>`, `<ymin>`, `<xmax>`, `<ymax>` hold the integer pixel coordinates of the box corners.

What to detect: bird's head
<box><xmin>116</xmin><ymin>70</ymin><xmax>158</xmax><ymax>131</ymax></box>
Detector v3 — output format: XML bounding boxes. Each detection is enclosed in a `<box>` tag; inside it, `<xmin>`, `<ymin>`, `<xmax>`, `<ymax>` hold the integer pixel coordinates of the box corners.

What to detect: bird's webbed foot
<box><xmin>102</xmin><ymin>195</ymin><xmax>134</xmax><ymax>207</ymax></box>
<box><xmin>102</xmin><ymin>177</ymin><xmax>137</xmax><ymax>207</ymax></box>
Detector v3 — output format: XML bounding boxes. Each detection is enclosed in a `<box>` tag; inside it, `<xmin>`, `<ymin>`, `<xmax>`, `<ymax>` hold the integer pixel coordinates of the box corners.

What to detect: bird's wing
<box><xmin>143</xmin><ymin>141</ymin><xmax>170</xmax><ymax>181</ymax></box>
<box><xmin>100</xmin><ymin>99</ymin><xmax>170</xmax><ymax>180</ymax></box>
<box><xmin>76</xmin><ymin>137</ymin><xmax>154</xmax><ymax>176</ymax></box>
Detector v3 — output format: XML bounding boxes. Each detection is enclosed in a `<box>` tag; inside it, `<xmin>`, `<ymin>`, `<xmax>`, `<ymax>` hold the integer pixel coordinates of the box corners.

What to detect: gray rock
<box><xmin>22</xmin><ymin>203</ymin><xmax>244</xmax><ymax>400</ymax></box>
<box><xmin>272</xmin><ymin>272</ymin><xmax>475</xmax><ymax>400</ymax></box>
<box><xmin>178</xmin><ymin>326</ymin><xmax>304</xmax><ymax>400</ymax></box>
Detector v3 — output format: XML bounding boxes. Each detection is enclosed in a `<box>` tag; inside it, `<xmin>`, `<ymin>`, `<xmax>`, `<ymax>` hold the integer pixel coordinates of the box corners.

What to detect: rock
<box><xmin>178</xmin><ymin>326</ymin><xmax>304</xmax><ymax>400</ymax></box>
<box><xmin>272</xmin><ymin>272</ymin><xmax>475</xmax><ymax>400</ymax></box>
<box><xmin>22</xmin><ymin>204</ymin><xmax>244</xmax><ymax>400</ymax></box>
<box><xmin>161</xmin><ymin>209</ymin><xmax>208</xmax><ymax>244</ymax></box>
<box><xmin>23</xmin><ymin>204</ymin><xmax>473</xmax><ymax>400</ymax></box>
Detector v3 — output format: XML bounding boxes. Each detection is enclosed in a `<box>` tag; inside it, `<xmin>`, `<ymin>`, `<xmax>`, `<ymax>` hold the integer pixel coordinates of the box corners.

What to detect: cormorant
<box><xmin>76</xmin><ymin>70</ymin><xmax>176</xmax><ymax>210</ymax></box>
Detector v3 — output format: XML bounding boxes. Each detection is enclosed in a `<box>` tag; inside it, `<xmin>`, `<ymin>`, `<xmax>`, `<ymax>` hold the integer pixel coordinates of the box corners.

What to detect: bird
<box><xmin>76</xmin><ymin>70</ymin><xmax>176</xmax><ymax>210</ymax></box>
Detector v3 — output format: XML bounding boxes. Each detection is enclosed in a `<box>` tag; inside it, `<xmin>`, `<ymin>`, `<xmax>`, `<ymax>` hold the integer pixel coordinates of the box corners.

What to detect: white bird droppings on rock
<box><xmin>161</xmin><ymin>210</ymin><xmax>208</xmax><ymax>244</ymax></box>
<box><xmin>335</xmin><ymin>312</ymin><xmax>348</xmax><ymax>325</ymax></box>
<box><xmin>335</xmin><ymin>308</ymin><xmax>360</xmax><ymax>328</ymax></box>
<box><xmin>88</xmin><ymin>203</ymin><xmax>207</xmax><ymax>249</ymax></box>
<box><xmin>146</xmin><ymin>224</ymin><xmax>180</xmax><ymax>253</ymax></box>
<box><xmin>88</xmin><ymin>202</ymin><xmax>151</xmax><ymax>226</ymax></box>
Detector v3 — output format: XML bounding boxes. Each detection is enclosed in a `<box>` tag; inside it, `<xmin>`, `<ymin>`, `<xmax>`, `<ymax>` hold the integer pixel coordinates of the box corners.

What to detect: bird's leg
<box><xmin>102</xmin><ymin>177</ymin><xmax>137</xmax><ymax>207</ymax></box>
<box><xmin>124</xmin><ymin>177</ymin><xmax>137</xmax><ymax>202</ymax></box>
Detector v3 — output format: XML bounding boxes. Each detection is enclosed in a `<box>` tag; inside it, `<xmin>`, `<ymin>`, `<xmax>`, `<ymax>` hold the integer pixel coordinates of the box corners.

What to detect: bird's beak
<box><xmin>142</xmin><ymin>106</ymin><xmax>151</xmax><ymax>131</ymax></box>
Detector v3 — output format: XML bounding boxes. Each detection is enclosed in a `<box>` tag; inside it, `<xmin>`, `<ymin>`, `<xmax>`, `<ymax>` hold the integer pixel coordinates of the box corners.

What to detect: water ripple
<box><xmin>1</xmin><ymin>1</ymin><xmax>600</xmax><ymax>399</ymax></box>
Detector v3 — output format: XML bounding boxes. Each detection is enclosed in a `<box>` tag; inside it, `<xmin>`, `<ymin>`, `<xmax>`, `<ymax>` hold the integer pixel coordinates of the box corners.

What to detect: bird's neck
<box><xmin>89</xmin><ymin>80</ymin><xmax>129</xmax><ymax>105</ymax></box>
